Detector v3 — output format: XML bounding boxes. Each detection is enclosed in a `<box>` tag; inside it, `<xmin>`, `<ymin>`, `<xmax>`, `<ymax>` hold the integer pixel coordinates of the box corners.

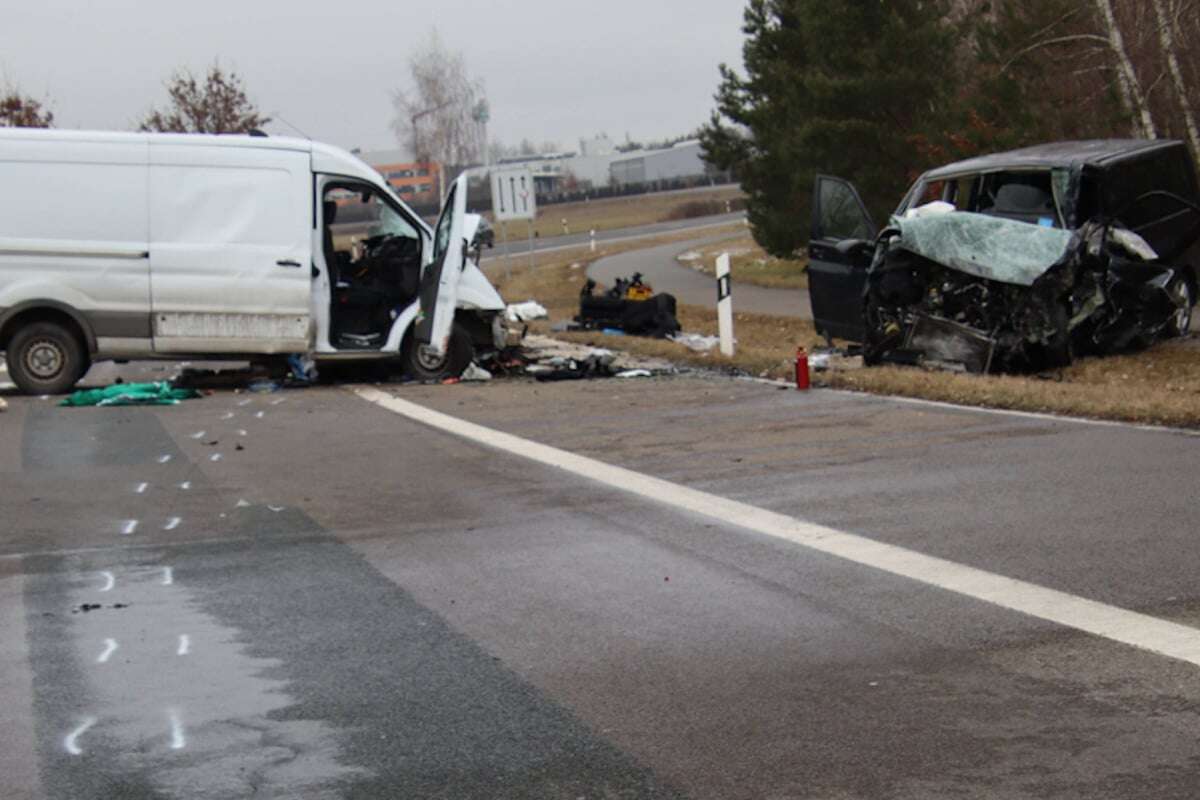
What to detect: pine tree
<box><xmin>701</xmin><ymin>0</ymin><xmax>962</xmax><ymax>257</ymax></box>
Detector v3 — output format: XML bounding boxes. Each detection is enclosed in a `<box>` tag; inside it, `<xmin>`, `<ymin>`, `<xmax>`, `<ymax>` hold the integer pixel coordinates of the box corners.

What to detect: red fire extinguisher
<box><xmin>795</xmin><ymin>346</ymin><xmax>810</xmax><ymax>391</ymax></box>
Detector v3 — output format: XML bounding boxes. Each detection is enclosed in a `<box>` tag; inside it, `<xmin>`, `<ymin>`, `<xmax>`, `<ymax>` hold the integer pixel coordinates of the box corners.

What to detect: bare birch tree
<box><xmin>1093</xmin><ymin>0</ymin><xmax>1158</xmax><ymax>137</ymax></box>
<box><xmin>391</xmin><ymin>31</ymin><xmax>486</xmax><ymax>168</ymax></box>
<box><xmin>1149</xmin><ymin>0</ymin><xmax>1200</xmax><ymax>162</ymax></box>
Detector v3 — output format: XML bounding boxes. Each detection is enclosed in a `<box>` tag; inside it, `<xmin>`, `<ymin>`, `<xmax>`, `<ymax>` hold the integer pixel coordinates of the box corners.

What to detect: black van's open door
<box><xmin>808</xmin><ymin>175</ymin><xmax>877</xmax><ymax>343</ymax></box>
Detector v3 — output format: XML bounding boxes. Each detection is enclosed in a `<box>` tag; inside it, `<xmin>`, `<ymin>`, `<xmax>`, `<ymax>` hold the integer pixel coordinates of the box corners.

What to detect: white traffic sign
<box><xmin>490</xmin><ymin>167</ymin><xmax>537</xmax><ymax>222</ymax></box>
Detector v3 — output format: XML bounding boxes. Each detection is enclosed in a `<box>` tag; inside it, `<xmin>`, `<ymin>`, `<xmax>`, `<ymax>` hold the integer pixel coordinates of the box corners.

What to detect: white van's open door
<box><xmin>415</xmin><ymin>174</ymin><xmax>468</xmax><ymax>356</ymax></box>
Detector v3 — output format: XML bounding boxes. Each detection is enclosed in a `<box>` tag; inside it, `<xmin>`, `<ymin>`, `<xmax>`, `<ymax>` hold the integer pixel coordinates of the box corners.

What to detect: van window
<box><xmin>151</xmin><ymin>166</ymin><xmax>295</xmax><ymax>246</ymax></box>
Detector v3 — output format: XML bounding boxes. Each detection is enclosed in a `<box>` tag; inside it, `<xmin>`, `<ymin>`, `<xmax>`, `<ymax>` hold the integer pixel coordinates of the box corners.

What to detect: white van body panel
<box><xmin>456</xmin><ymin>264</ymin><xmax>505</xmax><ymax>310</ymax></box>
<box><xmin>148</xmin><ymin>141</ymin><xmax>312</xmax><ymax>353</ymax></box>
<box><xmin>0</xmin><ymin>132</ymin><xmax>151</xmax><ymax>345</ymax></box>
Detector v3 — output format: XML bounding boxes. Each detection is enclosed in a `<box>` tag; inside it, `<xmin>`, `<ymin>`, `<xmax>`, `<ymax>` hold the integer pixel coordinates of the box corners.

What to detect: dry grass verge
<box><xmin>487</xmin><ymin>239</ymin><xmax>1200</xmax><ymax>430</ymax></box>
<box><xmin>677</xmin><ymin>234</ymin><xmax>809</xmax><ymax>290</ymax></box>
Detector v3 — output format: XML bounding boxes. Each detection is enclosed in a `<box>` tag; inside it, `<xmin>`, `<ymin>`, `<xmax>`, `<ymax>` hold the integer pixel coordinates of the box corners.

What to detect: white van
<box><xmin>0</xmin><ymin>128</ymin><xmax>506</xmax><ymax>394</ymax></box>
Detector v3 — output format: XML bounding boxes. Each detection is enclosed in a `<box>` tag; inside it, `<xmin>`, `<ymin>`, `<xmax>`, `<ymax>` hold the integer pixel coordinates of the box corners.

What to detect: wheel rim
<box><xmin>1170</xmin><ymin>282</ymin><xmax>1192</xmax><ymax>333</ymax></box>
<box><xmin>415</xmin><ymin>344</ymin><xmax>447</xmax><ymax>372</ymax></box>
<box><xmin>23</xmin><ymin>338</ymin><xmax>65</xmax><ymax>380</ymax></box>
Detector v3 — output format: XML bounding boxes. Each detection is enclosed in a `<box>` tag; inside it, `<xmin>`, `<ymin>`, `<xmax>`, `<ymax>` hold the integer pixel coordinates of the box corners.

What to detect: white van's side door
<box><xmin>148</xmin><ymin>143</ymin><xmax>312</xmax><ymax>353</ymax></box>
<box><xmin>414</xmin><ymin>174</ymin><xmax>467</xmax><ymax>356</ymax></box>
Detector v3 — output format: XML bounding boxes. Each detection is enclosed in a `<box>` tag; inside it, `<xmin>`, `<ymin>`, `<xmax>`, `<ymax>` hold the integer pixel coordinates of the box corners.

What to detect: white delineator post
<box><xmin>716</xmin><ymin>253</ymin><xmax>734</xmax><ymax>357</ymax></box>
<box><xmin>590</xmin><ymin>229</ymin><xmax>596</xmax><ymax>253</ymax></box>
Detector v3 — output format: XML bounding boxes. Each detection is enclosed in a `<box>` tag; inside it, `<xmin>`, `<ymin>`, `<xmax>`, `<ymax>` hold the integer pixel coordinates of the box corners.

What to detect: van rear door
<box><xmin>148</xmin><ymin>143</ymin><xmax>312</xmax><ymax>354</ymax></box>
<box><xmin>415</xmin><ymin>174</ymin><xmax>467</xmax><ymax>356</ymax></box>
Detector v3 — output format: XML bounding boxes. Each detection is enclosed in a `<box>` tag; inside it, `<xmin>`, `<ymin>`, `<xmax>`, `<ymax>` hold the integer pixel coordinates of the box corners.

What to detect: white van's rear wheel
<box><xmin>401</xmin><ymin>322</ymin><xmax>474</xmax><ymax>381</ymax></box>
<box><xmin>8</xmin><ymin>321</ymin><xmax>88</xmax><ymax>395</ymax></box>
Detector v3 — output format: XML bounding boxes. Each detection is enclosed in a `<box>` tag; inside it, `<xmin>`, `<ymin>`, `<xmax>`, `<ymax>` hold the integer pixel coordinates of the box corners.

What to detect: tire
<box><xmin>1165</xmin><ymin>276</ymin><xmax>1194</xmax><ymax>338</ymax></box>
<box><xmin>400</xmin><ymin>321</ymin><xmax>475</xmax><ymax>381</ymax></box>
<box><xmin>7</xmin><ymin>321</ymin><xmax>89</xmax><ymax>395</ymax></box>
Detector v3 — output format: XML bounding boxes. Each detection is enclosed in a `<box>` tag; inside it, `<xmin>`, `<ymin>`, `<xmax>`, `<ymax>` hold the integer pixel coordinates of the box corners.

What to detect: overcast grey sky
<box><xmin>3</xmin><ymin>1</ymin><xmax>746</xmax><ymax>154</ymax></box>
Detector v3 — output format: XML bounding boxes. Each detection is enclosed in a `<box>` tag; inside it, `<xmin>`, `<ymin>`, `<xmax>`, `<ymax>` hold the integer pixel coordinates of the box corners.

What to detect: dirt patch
<box><xmin>676</xmin><ymin>234</ymin><xmax>808</xmax><ymax>290</ymax></box>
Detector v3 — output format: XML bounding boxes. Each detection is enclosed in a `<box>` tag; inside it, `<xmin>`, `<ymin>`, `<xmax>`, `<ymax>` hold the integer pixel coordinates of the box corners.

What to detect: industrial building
<box><xmin>354</xmin><ymin>149</ymin><xmax>442</xmax><ymax>205</ymax></box>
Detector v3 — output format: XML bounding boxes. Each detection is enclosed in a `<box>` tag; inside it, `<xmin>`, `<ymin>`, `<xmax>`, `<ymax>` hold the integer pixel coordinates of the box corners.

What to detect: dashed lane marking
<box><xmin>356</xmin><ymin>386</ymin><xmax>1200</xmax><ymax>670</ymax></box>
<box><xmin>64</xmin><ymin>717</ymin><xmax>97</xmax><ymax>755</ymax></box>
<box><xmin>97</xmin><ymin>638</ymin><xmax>118</xmax><ymax>664</ymax></box>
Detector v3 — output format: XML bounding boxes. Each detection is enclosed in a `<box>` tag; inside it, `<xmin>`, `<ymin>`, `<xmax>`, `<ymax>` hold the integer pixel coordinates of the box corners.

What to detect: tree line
<box><xmin>700</xmin><ymin>0</ymin><xmax>1200</xmax><ymax>258</ymax></box>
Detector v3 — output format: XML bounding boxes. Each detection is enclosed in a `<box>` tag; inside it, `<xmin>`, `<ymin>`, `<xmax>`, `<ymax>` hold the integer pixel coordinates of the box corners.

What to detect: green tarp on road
<box><xmin>60</xmin><ymin>382</ymin><xmax>201</xmax><ymax>407</ymax></box>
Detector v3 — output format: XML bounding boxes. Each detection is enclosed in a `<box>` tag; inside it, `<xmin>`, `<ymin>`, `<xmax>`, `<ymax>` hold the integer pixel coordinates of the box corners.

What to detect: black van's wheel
<box><xmin>8</xmin><ymin>321</ymin><xmax>89</xmax><ymax>395</ymax></box>
<box><xmin>401</xmin><ymin>322</ymin><xmax>475</xmax><ymax>381</ymax></box>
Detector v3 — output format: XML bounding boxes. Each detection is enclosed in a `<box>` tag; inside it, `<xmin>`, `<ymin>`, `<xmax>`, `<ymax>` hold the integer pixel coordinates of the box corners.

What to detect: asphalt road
<box><xmin>3</xmin><ymin>364</ymin><xmax>1200</xmax><ymax>798</ymax></box>
<box><xmin>589</xmin><ymin>234</ymin><xmax>813</xmax><ymax>319</ymax></box>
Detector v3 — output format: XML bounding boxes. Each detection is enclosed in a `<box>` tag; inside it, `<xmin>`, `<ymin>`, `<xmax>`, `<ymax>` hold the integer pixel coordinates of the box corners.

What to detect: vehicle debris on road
<box><xmin>577</xmin><ymin>273</ymin><xmax>682</xmax><ymax>338</ymax></box>
<box><xmin>505</xmin><ymin>301</ymin><xmax>549</xmax><ymax>322</ymax></box>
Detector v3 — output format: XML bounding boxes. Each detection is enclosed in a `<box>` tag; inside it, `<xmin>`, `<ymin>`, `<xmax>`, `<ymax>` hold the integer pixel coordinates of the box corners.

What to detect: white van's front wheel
<box><xmin>401</xmin><ymin>321</ymin><xmax>474</xmax><ymax>381</ymax></box>
<box><xmin>8</xmin><ymin>321</ymin><xmax>89</xmax><ymax>395</ymax></box>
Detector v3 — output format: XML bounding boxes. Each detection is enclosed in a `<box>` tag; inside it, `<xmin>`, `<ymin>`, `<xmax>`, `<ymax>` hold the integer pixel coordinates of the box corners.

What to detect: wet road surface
<box><xmin>3</xmin><ymin>369</ymin><xmax>1200</xmax><ymax>798</ymax></box>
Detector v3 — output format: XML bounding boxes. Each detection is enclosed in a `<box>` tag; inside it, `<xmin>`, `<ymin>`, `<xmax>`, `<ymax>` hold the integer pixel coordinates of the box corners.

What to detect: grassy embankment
<box><xmin>676</xmin><ymin>234</ymin><xmax>809</xmax><ymax>290</ymax></box>
<box><xmin>484</xmin><ymin>185</ymin><xmax>745</xmax><ymax>240</ymax></box>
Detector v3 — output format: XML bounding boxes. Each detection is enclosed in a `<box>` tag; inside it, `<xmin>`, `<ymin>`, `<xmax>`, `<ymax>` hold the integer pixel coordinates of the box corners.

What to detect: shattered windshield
<box><xmin>893</xmin><ymin>211</ymin><xmax>1075</xmax><ymax>286</ymax></box>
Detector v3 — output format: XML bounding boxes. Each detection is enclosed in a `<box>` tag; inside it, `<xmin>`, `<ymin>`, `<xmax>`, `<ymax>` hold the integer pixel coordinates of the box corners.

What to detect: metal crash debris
<box><xmin>807</xmin><ymin>140</ymin><xmax>1200</xmax><ymax>373</ymax></box>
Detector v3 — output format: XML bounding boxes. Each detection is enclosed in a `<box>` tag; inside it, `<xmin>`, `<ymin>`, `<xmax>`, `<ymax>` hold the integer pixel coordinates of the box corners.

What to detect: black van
<box><xmin>808</xmin><ymin>140</ymin><xmax>1200</xmax><ymax>371</ymax></box>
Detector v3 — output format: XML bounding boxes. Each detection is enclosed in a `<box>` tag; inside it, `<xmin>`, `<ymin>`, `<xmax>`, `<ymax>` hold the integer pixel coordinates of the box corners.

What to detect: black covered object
<box><xmin>577</xmin><ymin>277</ymin><xmax>681</xmax><ymax>337</ymax></box>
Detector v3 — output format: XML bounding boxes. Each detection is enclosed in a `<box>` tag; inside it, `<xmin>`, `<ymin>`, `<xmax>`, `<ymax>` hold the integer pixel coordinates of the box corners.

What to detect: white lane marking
<box><xmin>190</xmin><ymin>430</ymin><xmax>206</xmax><ymax>439</ymax></box>
<box><xmin>235</xmin><ymin>499</ymin><xmax>250</xmax><ymax>508</ymax></box>
<box><xmin>163</xmin><ymin>517</ymin><xmax>181</xmax><ymax>531</ymax></box>
<box><xmin>99</xmin><ymin>571</ymin><xmax>115</xmax><ymax>592</ymax></box>
<box><xmin>179</xmin><ymin>481</ymin><xmax>191</xmax><ymax>490</ymax></box>
<box><xmin>64</xmin><ymin>717</ymin><xmax>97</xmax><ymax>755</ymax></box>
<box><xmin>177</xmin><ymin>634</ymin><xmax>190</xmax><ymax>656</ymax></box>
<box><xmin>237</xmin><ymin>429</ymin><xmax>248</xmax><ymax>437</ymax></box>
<box><xmin>238</xmin><ymin>398</ymin><xmax>253</xmax><ymax>407</ymax></box>
<box><xmin>157</xmin><ymin>454</ymin><xmax>172</xmax><ymax>464</ymax></box>
<box><xmin>221</xmin><ymin>412</ymin><xmax>234</xmax><ymax>420</ymax></box>
<box><xmin>135</xmin><ymin>482</ymin><xmax>148</xmax><ymax>494</ymax></box>
<box><xmin>168</xmin><ymin>709</ymin><xmax>185</xmax><ymax>749</ymax></box>
<box><xmin>209</xmin><ymin>453</ymin><xmax>222</xmax><ymax>462</ymax></box>
<box><xmin>97</xmin><ymin>638</ymin><xmax>118</xmax><ymax>664</ymax></box>
<box><xmin>162</xmin><ymin>567</ymin><xmax>174</xmax><ymax>585</ymax></box>
<box><xmin>356</xmin><ymin>386</ymin><xmax>1200</xmax><ymax>669</ymax></box>
<box><xmin>120</xmin><ymin>520</ymin><xmax>138</xmax><ymax>536</ymax></box>
<box><xmin>254</xmin><ymin>411</ymin><xmax>265</xmax><ymax>419</ymax></box>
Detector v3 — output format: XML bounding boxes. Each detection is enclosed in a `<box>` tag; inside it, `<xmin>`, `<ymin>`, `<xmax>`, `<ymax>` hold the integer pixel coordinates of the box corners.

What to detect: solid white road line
<box><xmin>97</xmin><ymin>638</ymin><xmax>118</xmax><ymax>664</ymax></box>
<box><xmin>64</xmin><ymin>717</ymin><xmax>97</xmax><ymax>755</ymax></box>
<box><xmin>356</xmin><ymin>386</ymin><xmax>1200</xmax><ymax>669</ymax></box>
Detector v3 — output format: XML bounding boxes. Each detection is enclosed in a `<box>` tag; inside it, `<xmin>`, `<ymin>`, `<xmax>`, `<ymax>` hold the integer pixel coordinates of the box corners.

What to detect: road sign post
<box><xmin>490</xmin><ymin>167</ymin><xmax>538</xmax><ymax>274</ymax></box>
<box><xmin>716</xmin><ymin>253</ymin><xmax>734</xmax><ymax>357</ymax></box>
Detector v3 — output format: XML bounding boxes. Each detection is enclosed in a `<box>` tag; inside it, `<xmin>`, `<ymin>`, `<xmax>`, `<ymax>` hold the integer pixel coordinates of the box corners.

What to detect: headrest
<box><xmin>323</xmin><ymin>200</ymin><xmax>338</xmax><ymax>225</ymax></box>
<box><xmin>994</xmin><ymin>184</ymin><xmax>1051</xmax><ymax>213</ymax></box>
